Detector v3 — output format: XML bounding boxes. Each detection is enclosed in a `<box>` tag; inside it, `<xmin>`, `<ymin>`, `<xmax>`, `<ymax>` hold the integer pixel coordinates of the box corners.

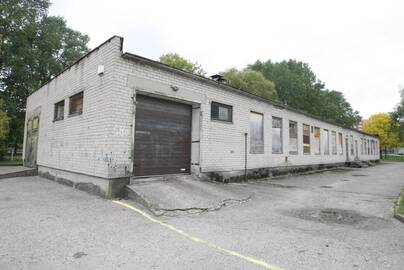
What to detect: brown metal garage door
<box><xmin>134</xmin><ymin>95</ymin><xmax>192</xmax><ymax>176</ymax></box>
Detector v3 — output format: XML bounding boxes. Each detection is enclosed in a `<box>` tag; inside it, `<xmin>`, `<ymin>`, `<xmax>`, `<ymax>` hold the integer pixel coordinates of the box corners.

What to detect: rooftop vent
<box><xmin>210</xmin><ymin>74</ymin><xmax>226</xmax><ymax>84</ymax></box>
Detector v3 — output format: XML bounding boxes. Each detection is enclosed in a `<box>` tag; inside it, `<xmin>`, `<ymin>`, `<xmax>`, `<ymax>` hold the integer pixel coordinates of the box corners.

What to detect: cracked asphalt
<box><xmin>1</xmin><ymin>161</ymin><xmax>404</xmax><ymax>270</ymax></box>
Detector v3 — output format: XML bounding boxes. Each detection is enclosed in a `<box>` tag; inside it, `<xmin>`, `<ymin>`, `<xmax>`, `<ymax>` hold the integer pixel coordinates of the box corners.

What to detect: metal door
<box><xmin>134</xmin><ymin>95</ymin><xmax>192</xmax><ymax>176</ymax></box>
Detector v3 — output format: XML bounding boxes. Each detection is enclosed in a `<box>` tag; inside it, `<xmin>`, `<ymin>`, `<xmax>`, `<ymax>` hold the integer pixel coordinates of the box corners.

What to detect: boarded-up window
<box><xmin>331</xmin><ymin>131</ymin><xmax>337</xmax><ymax>155</ymax></box>
<box><xmin>69</xmin><ymin>91</ymin><xmax>83</xmax><ymax>116</ymax></box>
<box><xmin>350</xmin><ymin>135</ymin><xmax>354</xmax><ymax>155</ymax></box>
<box><xmin>250</xmin><ymin>112</ymin><xmax>264</xmax><ymax>154</ymax></box>
<box><xmin>54</xmin><ymin>100</ymin><xmax>65</xmax><ymax>121</ymax></box>
<box><xmin>289</xmin><ymin>121</ymin><xmax>298</xmax><ymax>154</ymax></box>
<box><xmin>272</xmin><ymin>117</ymin><xmax>282</xmax><ymax>154</ymax></box>
<box><xmin>338</xmin><ymin>132</ymin><xmax>343</xmax><ymax>155</ymax></box>
<box><xmin>211</xmin><ymin>102</ymin><xmax>232</xmax><ymax>122</ymax></box>
<box><xmin>314</xmin><ymin>127</ymin><xmax>320</xmax><ymax>154</ymax></box>
<box><xmin>303</xmin><ymin>124</ymin><xmax>310</xmax><ymax>154</ymax></box>
<box><xmin>323</xmin><ymin>129</ymin><xmax>329</xmax><ymax>155</ymax></box>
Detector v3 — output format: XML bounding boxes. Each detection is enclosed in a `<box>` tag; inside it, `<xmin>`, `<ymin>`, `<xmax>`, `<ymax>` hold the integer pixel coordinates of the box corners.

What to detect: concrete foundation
<box><xmin>202</xmin><ymin>162</ymin><xmax>367</xmax><ymax>183</ymax></box>
<box><xmin>38</xmin><ymin>166</ymin><xmax>128</xmax><ymax>198</ymax></box>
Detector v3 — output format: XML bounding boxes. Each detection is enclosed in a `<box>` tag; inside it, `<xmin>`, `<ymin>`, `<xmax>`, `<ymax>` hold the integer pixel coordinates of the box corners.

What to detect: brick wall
<box><xmin>24</xmin><ymin>37</ymin><xmax>124</xmax><ymax>178</ymax></box>
<box><xmin>24</xmin><ymin>36</ymin><xmax>379</xmax><ymax>179</ymax></box>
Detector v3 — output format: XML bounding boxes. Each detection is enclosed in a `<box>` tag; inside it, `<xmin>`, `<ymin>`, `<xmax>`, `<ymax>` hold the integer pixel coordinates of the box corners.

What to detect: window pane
<box><xmin>218</xmin><ymin>106</ymin><xmax>229</xmax><ymax>121</ymax></box>
<box><xmin>323</xmin><ymin>129</ymin><xmax>329</xmax><ymax>155</ymax></box>
<box><xmin>350</xmin><ymin>135</ymin><xmax>354</xmax><ymax>155</ymax></box>
<box><xmin>54</xmin><ymin>100</ymin><xmax>65</xmax><ymax>121</ymax></box>
<box><xmin>303</xmin><ymin>124</ymin><xmax>310</xmax><ymax>154</ymax></box>
<box><xmin>69</xmin><ymin>92</ymin><xmax>83</xmax><ymax>115</ymax></box>
<box><xmin>331</xmin><ymin>131</ymin><xmax>337</xmax><ymax>155</ymax></box>
<box><xmin>289</xmin><ymin>121</ymin><xmax>298</xmax><ymax>154</ymax></box>
<box><xmin>338</xmin><ymin>133</ymin><xmax>343</xmax><ymax>155</ymax></box>
<box><xmin>250</xmin><ymin>112</ymin><xmax>264</xmax><ymax>154</ymax></box>
<box><xmin>211</xmin><ymin>102</ymin><xmax>232</xmax><ymax>122</ymax></box>
<box><xmin>364</xmin><ymin>140</ymin><xmax>367</xmax><ymax>155</ymax></box>
<box><xmin>314</xmin><ymin>127</ymin><xmax>321</xmax><ymax>154</ymax></box>
<box><xmin>272</xmin><ymin>117</ymin><xmax>282</xmax><ymax>154</ymax></box>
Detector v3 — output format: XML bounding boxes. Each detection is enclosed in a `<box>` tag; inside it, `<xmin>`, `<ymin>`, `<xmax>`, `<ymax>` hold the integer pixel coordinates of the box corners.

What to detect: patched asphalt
<box><xmin>1</xmin><ymin>162</ymin><xmax>404</xmax><ymax>269</ymax></box>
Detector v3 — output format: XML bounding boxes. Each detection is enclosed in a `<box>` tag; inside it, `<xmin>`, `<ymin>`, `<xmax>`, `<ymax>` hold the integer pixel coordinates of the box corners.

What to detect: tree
<box><xmin>390</xmin><ymin>86</ymin><xmax>404</xmax><ymax>144</ymax></box>
<box><xmin>159</xmin><ymin>53</ymin><xmax>206</xmax><ymax>76</ymax></box>
<box><xmin>0</xmin><ymin>0</ymin><xmax>89</xmax><ymax>153</ymax></box>
<box><xmin>249</xmin><ymin>59</ymin><xmax>361</xmax><ymax>127</ymax></box>
<box><xmin>220</xmin><ymin>68</ymin><xmax>278</xmax><ymax>101</ymax></box>
<box><xmin>0</xmin><ymin>99</ymin><xmax>10</xmax><ymax>160</ymax></box>
<box><xmin>362</xmin><ymin>113</ymin><xmax>400</xmax><ymax>151</ymax></box>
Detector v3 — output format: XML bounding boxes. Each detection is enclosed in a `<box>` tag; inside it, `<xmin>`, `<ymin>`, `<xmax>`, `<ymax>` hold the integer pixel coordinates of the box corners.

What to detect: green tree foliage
<box><xmin>0</xmin><ymin>99</ymin><xmax>10</xmax><ymax>141</ymax></box>
<box><xmin>363</xmin><ymin>113</ymin><xmax>400</xmax><ymax>149</ymax></box>
<box><xmin>159</xmin><ymin>53</ymin><xmax>206</xmax><ymax>76</ymax></box>
<box><xmin>0</xmin><ymin>99</ymin><xmax>10</xmax><ymax>160</ymax></box>
<box><xmin>249</xmin><ymin>59</ymin><xmax>361</xmax><ymax>127</ymax></box>
<box><xmin>220</xmin><ymin>68</ymin><xmax>278</xmax><ymax>101</ymax></box>
<box><xmin>390</xmin><ymin>87</ymin><xmax>404</xmax><ymax>145</ymax></box>
<box><xmin>0</xmin><ymin>0</ymin><xmax>89</xmax><ymax>152</ymax></box>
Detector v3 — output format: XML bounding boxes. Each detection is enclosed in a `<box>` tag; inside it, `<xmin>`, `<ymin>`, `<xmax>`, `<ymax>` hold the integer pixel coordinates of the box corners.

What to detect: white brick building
<box><xmin>23</xmin><ymin>36</ymin><xmax>380</xmax><ymax>197</ymax></box>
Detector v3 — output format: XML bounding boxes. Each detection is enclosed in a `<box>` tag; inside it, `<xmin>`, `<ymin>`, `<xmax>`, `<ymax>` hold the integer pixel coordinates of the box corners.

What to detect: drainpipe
<box><xmin>244</xmin><ymin>133</ymin><xmax>248</xmax><ymax>182</ymax></box>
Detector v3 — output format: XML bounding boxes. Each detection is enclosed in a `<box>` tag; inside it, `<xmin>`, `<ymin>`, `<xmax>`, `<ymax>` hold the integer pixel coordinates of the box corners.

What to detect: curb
<box><xmin>394</xmin><ymin>191</ymin><xmax>404</xmax><ymax>223</ymax></box>
<box><xmin>0</xmin><ymin>168</ymin><xmax>38</xmax><ymax>180</ymax></box>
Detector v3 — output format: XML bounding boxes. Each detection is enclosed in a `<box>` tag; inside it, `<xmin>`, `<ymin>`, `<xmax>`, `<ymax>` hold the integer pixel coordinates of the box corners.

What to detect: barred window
<box><xmin>211</xmin><ymin>102</ymin><xmax>232</xmax><ymax>122</ymax></box>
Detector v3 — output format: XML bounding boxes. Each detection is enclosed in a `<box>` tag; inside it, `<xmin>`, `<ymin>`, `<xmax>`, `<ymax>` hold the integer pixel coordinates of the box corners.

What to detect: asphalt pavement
<box><xmin>1</xmin><ymin>161</ymin><xmax>403</xmax><ymax>270</ymax></box>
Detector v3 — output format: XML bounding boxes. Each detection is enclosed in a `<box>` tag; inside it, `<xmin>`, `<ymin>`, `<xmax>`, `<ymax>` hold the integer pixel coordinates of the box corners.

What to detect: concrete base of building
<box><xmin>38</xmin><ymin>166</ymin><xmax>128</xmax><ymax>199</ymax></box>
<box><xmin>0</xmin><ymin>166</ymin><xmax>37</xmax><ymax>179</ymax></box>
<box><xmin>202</xmin><ymin>160</ymin><xmax>379</xmax><ymax>183</ymax></box>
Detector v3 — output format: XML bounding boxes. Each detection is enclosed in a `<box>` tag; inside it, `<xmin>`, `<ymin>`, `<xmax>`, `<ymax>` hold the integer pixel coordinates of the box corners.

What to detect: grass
<box><xmin>398</xmin><ymin>191</ymin><xmax>404</xmax><ymax>215</ymax></box>
<box><xmin>0</xmin><ymin>160</ymin><xmax>23</xmax><ymax>166</ymax></box>
<box><xmin>0</xmin><ymin>155</ymin><xmax>23</xmax><ymax>166</ymax></box>
<box><xmin>382</xmin><ymin>155</ymin><xmax>404</xmax><ymax>162</ymax></box>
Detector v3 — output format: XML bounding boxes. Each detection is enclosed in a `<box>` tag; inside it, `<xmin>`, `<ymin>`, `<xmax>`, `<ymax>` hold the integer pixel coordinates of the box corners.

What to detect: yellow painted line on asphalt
<box><xmin>112</xmin><ymin>200</ymin><xmax>284</xmax><ymax>270</ymax></box>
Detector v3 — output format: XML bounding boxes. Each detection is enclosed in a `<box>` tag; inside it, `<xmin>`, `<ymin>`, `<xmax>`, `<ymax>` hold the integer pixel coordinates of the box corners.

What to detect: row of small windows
<box><xmin>54</xmin><ymin>91</ymin><xmax>84</xmax><ymax>121</ymax></box>
<box><xmin>211</xmin><ymin>101</ymin><xmax>378</xmax><ymax>156</ymax></box>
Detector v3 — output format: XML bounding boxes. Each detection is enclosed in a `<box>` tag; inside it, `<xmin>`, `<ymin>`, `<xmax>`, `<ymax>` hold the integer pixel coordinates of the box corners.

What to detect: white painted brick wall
<box><xmin>114</xmin><ymin>52</ymin><xmax>380</xmax><ymax>174</ymax></box>
<box><xmin>24</xmin><ymin>37</ymin><xmax>124</xmax><ymax>178</ymax></box>
<box><xmin>24</xmin><ymin>36</ymin><xmax>380</xmax><ymax>179</ymax></box>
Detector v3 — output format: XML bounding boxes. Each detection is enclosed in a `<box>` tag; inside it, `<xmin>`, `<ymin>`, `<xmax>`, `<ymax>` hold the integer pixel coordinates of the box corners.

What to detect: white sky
<box><xmin>49</xmin><ymin>0</ymin><xmax>404</xmax><ymax>118</ymax></box>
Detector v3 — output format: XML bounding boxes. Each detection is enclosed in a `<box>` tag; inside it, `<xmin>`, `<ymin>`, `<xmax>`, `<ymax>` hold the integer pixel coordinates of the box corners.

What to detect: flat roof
<box><xmin>121</xmin><ymin>51</ymin><xmax>378</xmax><ymax>139</ymax></box>
<box><xmin>28</xmin><ymin>35</ymin><xmax>377</xmax><ymax>139</ymax></box>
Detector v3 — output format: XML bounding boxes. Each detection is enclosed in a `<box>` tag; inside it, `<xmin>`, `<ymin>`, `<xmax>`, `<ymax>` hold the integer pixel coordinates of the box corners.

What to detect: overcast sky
<box><xmin>49</xmin><ymin>0</ymin><xmax>404</xmax><ymax>118</ymax></box>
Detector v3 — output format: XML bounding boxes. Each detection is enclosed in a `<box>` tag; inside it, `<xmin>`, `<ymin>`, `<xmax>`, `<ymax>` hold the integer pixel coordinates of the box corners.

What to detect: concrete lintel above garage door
<box><xmin>127</xmin><ymin>74</ymin><xmax>206</xmax><ymax>105</ymax></box>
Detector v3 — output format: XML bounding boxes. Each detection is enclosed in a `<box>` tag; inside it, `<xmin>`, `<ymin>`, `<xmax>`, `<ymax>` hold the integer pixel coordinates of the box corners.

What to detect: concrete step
<box><xmin>126</xmin><ymin>175</ymin><xmax>253</xmax><ymax>216</ymax></box>
<box><xmin>0</xmin><ymin>166</ymin><xmax>37</xmax><ymax>179</ymax></box>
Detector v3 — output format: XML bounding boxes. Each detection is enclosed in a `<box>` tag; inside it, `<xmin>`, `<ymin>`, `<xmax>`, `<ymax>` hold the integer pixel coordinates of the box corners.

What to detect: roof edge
<box><xmin>30</xmin><ymin>35</ymin><xmax>124</xmax><ymax>97</ymax></box>
<box><xmin>121</xmin><ymin>52</ymin><xmax>378</xmax><ymax>138</ymax></box>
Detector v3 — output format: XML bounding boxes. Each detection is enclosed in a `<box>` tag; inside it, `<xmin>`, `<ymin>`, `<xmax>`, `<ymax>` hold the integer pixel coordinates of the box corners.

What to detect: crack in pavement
<box><xmin>153</xmin><ymin>195</ymin><xmax>253</xmax><ymax>217</ymax></box>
